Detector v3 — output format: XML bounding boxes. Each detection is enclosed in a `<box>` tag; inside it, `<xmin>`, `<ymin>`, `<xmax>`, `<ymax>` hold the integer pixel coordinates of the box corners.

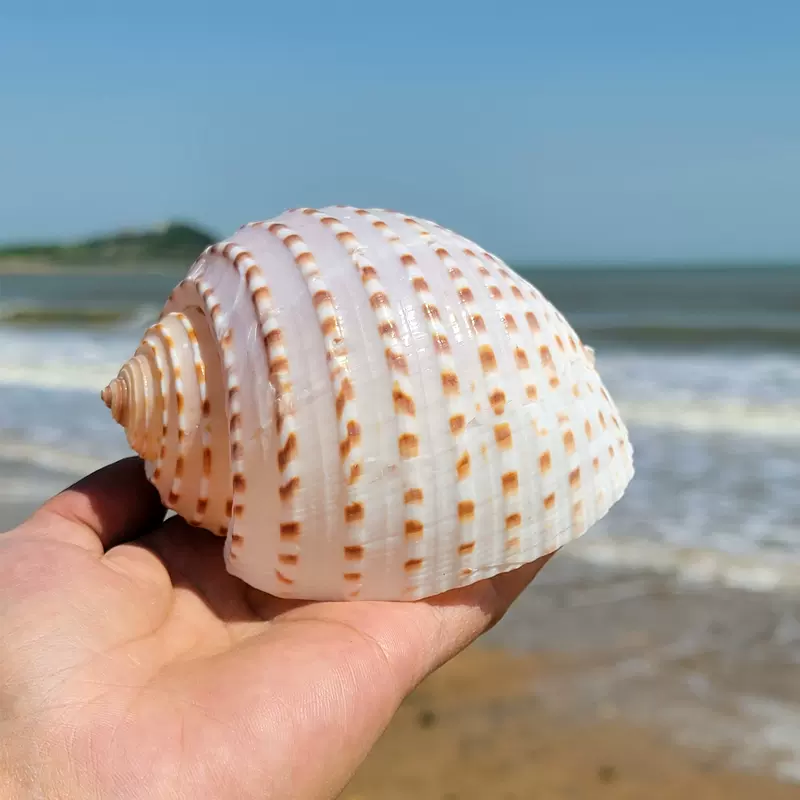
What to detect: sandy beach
<box><xmin>344</xmin><ymin>552</ymin><xmax>800</xmax><ymax>798</ymax></box>
<box><xmin>345</xmin><ymin>648</ymin><xmax>798</xmax><ymax>799</ymax></box>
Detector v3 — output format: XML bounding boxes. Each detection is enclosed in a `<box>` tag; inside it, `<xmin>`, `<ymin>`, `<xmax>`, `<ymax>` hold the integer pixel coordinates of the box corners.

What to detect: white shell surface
<box><xmin>104</xmin><ymin>207</ymin><xmax>634</xmax><ymax>601</ymax></box>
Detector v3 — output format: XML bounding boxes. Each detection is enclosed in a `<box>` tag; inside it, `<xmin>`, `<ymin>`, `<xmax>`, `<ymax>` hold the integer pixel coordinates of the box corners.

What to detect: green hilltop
<box><xmin>0</xmin><ymin>221</ymin><xmax>217</xmax><ymax>269</ymax></box>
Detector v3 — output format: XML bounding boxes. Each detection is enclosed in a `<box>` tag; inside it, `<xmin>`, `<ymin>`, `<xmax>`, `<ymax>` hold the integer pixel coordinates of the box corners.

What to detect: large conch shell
<box><xmin>102</xmin><ymin>207</ymin><xmax>634</xmax><ymax>601</ymax></box>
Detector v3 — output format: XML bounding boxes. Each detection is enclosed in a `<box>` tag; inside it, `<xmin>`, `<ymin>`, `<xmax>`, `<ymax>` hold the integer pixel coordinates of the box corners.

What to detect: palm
<box><xmin>1</xmin><ymin>459</ymin><xmax>548</xmax><ymax>800</ymax></box>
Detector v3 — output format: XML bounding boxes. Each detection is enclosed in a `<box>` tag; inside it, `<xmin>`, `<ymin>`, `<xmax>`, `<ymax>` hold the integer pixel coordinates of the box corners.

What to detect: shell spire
<box><xmin>103</xmin><ymin>304</ymin><xmax>235</xmax><ymax>537</ymax></box>
<box><xmin>101</xmin><ymin>378</ymin><xmax>125</xmax><ymax>422</ymax></box>
<box><xmin>102</xmin><ymin>206</ymin><xmax>634</xmax><ymax>602</ymax></box>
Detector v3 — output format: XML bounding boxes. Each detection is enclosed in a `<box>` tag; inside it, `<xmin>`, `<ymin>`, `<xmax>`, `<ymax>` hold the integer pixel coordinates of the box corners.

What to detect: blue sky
<box><xmin>1</xmin><ymin>1</ymin><xmax>798</xmax><ymax>263</ymax></box>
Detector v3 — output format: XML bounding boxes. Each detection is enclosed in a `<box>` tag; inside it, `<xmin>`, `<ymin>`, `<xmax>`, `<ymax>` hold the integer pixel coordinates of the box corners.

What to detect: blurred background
<box><xmin>1</xmin><ymin>1</ymin><xmax>798</xmax><ymax>796</ymax></box>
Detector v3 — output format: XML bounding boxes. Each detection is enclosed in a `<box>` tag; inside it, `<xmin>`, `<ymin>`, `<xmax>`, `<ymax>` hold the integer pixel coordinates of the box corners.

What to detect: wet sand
<box><xmin>345</xmin><ymin>649</ymin><xmax>797</xmax><ymax>799</ymax></box>
<box><xmin>345</xmin><ymin>551</ymin><xmax>800</xmax><ymax>798</ymax></box>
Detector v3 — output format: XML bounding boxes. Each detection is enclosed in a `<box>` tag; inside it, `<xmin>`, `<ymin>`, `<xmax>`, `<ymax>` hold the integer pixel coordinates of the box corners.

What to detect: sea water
<box><xmin>0</xmin><ymin>265</ymin><xmax>798</xmax><ymax>590</ymax></box>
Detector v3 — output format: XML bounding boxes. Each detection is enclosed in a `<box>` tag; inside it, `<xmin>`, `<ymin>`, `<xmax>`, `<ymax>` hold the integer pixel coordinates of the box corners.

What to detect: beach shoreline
<box><xmin>343</xmin><ymin>550</ymin><xmax>800</xmax><ymax>797</ymax></box>
<box><xmin>345</xmin><ymin>644</ymin><xmax>799</xmax><ymax>799</ymax></box>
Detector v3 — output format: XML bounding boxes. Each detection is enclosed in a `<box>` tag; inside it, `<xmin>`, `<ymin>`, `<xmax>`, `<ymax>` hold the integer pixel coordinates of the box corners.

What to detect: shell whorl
<box><xmin>102</xmin><ymin>286</ymin><xmax>235</xmax><ymax>536</ymax></box>
<box><xmin>102</xmin><ymin>206</ymin><xmax>635</xmax><ymax>601</ymax></box>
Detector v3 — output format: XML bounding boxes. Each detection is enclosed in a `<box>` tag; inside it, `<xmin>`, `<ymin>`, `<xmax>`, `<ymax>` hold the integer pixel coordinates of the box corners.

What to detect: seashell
<box><xmin>101</xmin><ymin>207</ymin><xmax>634</xmax><ymax>601</ymax></box>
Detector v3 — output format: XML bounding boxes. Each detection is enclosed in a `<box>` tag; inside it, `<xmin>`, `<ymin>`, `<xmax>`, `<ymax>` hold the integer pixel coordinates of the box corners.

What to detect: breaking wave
<box><xmin>570</xmin><ymin>536</ymin><xmax>800</xmax><ymax>593</ymax></box>
<box><xmin>0</xmin><ymin>356</ymin><xmax>796</xmax><ymax>442</ymax></box>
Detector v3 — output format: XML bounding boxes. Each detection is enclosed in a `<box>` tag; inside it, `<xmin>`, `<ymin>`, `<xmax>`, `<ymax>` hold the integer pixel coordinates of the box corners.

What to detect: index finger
<box><xmin>17</xmin><ymin>457</ymin><xmax>166</xmax><ymax>554</ymax></box>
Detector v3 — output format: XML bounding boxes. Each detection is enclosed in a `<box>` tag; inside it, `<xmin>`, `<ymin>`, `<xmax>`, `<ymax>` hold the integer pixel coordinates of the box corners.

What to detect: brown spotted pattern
<box><xmin>400</xmin><ymin>215</ymin><xmax>526</xmax><ymax>560</ymax></box>
<box><xmin>205</xmin><ymin>242</ymin><xmax>301</xmax><ymax>574</ymax></box>
<box><xmin>300</xmin><ymin>208</ymin><xmax>425</xmax><ymax>589</ymax></box>
<box><xmin>175</xmin><ymin>311</ymin><xmax>211</xmax><ymax>525</ymax></box>
<box><xmin>135</xmin><ymin>333</ymin><xmax>170</xmax><ymax>492</ymax></box>
<box><xmin>398</xmin><ymin>211</ymin><xmax>634</xmax><ymax>555</ymax></box>
<box><xmin>195</xmin><ymin>277</ymin><xmax>237</xmax><ymax>539</ymax></box>
<box><xmin>156</xmin><ymin>318</ymin><xmax>189</xmax><ymax>509</ymax></box>
<box><xmin>248</xmin><ymin>219</ymin><xmax>367</xmax><ymax>592</ymax></box>
<box><xmin>357</xmin><ymin>209</ymin><xmax>478</xmax><ymax>586</ymax></box>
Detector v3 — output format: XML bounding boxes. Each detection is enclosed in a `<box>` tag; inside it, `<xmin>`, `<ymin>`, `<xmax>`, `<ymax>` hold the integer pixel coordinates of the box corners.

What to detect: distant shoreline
<box><xmin>2</xmin><ymin>259</ymin><xmax>798</xmax><ymax>277</ymax></box>
<box><xmin>0</xmin><ymin>221</ymin><xmax>216</xmax><ymax>274</ymax></box>
<box><xmin>2</xmin><ymin>221</ymin><xmax>798</xmax><ymax>275</ymax></box>
<box><xmin>346</xmin><ymin>551</ymin><xmax>800</xmax><ymax>796</ymax></box>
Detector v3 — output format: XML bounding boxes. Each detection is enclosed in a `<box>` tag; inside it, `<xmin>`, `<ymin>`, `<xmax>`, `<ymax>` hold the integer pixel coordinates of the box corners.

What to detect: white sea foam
<box><xmin>0</xmin><ymin>327</ymin><xmax>137</xmax><ymax>392</ymax></box>
<box><xmin>736</xmin><ymin>696</ymin><xmax>800</xmax><ymax>783</ymax></box>
<box><xmin>2</xmin><ymin>355</ymin><xmax>797</xmax><ymax>442</ymax></box>
<box><xmin>617</xmin><ymin>399</ymin><xmax>800</xmax><ymax>439</ymax></box>
<box><xmin>570</xmin><ymin>536</ymin><xmax>800</xmax><ymax>593</ymax></box>
<box><xmin>0</xmin><ymin>437</ymin><xmax>109</xmax><ymax>476</ymax></box>
<box><xmin>0</xmin><ymin>364</ymin><xmax>114</xmax><ymax>393</ymax></box>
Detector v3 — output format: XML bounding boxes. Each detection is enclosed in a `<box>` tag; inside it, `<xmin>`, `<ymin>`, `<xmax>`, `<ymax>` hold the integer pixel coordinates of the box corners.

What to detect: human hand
<box><xmin>0</xmin><ymin>458</ymin><xmax>551</xmax><ymax>799</ymax></box>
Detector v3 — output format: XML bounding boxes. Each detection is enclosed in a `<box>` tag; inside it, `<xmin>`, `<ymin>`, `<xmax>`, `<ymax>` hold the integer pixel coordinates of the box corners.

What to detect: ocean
<box><xmin>2</xmin><ymin>263</ymin><xmax>799</xmax><ymax>784</ymax></box>
<box><xmin>1</xmin><ymin>264</ymin><xmax>797</xmax><ymax>588</ymax></box>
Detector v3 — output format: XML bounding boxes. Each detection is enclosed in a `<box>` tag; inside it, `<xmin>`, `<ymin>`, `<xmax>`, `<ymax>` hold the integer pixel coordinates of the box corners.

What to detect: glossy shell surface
<box><xmin>102</xmin><ymin>207</ymin><xmax>634</xmax><ymax>600</ymax></box>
